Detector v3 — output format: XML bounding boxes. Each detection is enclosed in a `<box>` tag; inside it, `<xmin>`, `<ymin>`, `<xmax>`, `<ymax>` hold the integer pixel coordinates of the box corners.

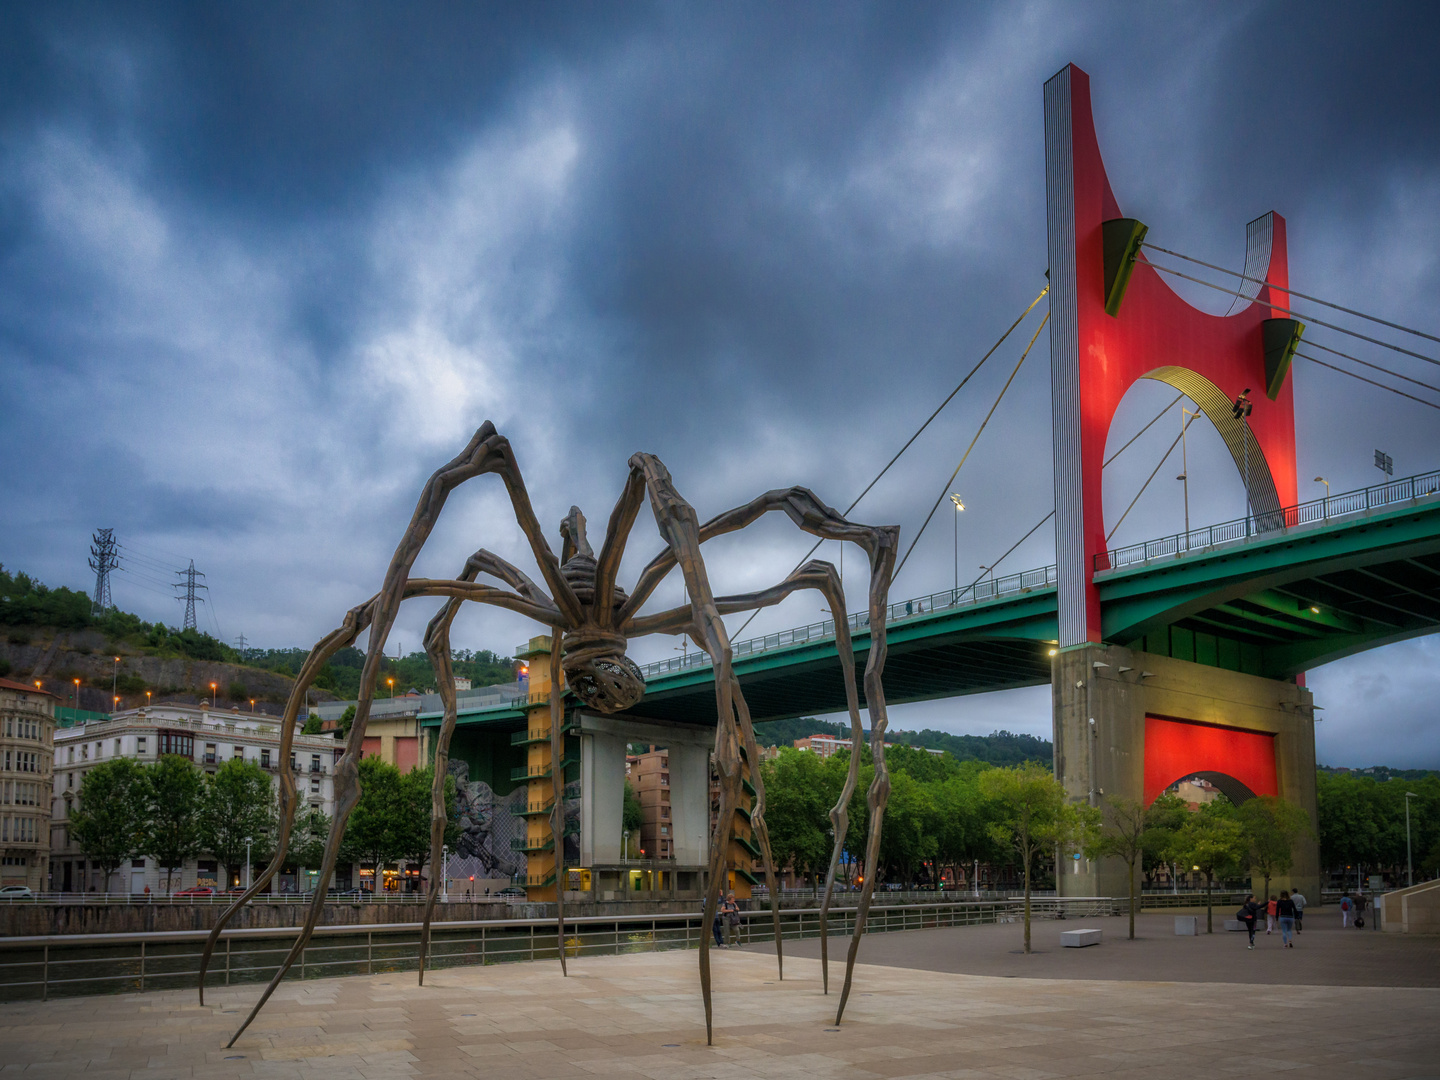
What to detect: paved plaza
<box><xmin>1</xmin><ymin>913</ymin><xmax>1437</xmax><ymax>1079</ymax></box>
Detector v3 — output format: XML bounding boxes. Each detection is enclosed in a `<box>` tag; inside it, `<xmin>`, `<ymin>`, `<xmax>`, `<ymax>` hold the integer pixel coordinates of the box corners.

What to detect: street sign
<box><xmin>1375</xmin><ymin>449</ymin><xmax>1393</xmax><ymax>476</ymax></box>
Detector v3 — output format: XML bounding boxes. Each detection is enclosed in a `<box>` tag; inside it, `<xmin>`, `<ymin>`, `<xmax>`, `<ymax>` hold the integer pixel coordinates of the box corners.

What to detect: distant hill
<box><xmin>753</xmin><ymin>715</ymin><xmax>1053</xmax><ymax>768</ymax></box>
<box><xmin>1318</xmin><ymin>764</ymin><xmax>1440</xmax><ymax>781</ymax></box>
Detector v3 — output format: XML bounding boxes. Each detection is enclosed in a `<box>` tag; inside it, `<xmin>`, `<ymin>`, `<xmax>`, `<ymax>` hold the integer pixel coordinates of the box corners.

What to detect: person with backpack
<box><xmin>1238</xmin><ymin>894</ymin><xmax>1261</xmax><ymax>949</ymax></box>
<box><xmin>1277</xmin><ymin>891</ymin><xmax>1297</xmax><ymax>947</ymax></box>
<box><xmin>1340</xmin><ymin>892</ymin><xmax>1352</xmax><ymax>927</ymax></box>
<box><xmin>1291</xmin><ymin>888</ymin><xmax>1306</xmax><ymax>933</ymax></box>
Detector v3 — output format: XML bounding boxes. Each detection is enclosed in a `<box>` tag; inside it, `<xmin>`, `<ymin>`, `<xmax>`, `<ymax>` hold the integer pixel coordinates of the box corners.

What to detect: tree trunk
<box><xmin>1205</xmin><ymin>871</ymin><xmax>1213</xmax><ymax>933</ymax></box>
<box><xmin>1128</xmin><ymin>858</ymin><xmax>1136</xmax><ymax>940</ymax></box>
<box><xmin>1022</xmin><ymin>847</ymin><xmax>1032</xmax><ymax>954</ymax></box>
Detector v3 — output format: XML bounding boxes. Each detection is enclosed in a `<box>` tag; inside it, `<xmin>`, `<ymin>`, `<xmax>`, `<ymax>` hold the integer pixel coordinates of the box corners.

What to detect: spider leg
<box><xmin>628</xmin><ymin>453</ymin><xmax>747</xmax><ymax>1047</ymax></box>
<box><xmin>547</xmin><ymin>625</ymin><xmax>569</xmax><ymax>975</ymax></box>
<box><xmin>619</xmin><ymin>478</ymin><xmax>897</xmax><ymax>1023</ymax></box>
<box><xmin>593</xmin><ymin>469</ymin><xmax>648</xmax><ymax>623</ymax></box>
<box><xmin>224</xmin><ymin>425</ymin><xmax>572</xmax><ymax>1048</ymax></box>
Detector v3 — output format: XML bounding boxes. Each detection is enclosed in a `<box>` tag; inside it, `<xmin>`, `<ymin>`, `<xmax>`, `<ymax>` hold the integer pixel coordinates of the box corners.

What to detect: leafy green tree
<box><xmin>302</xmin><ymin>713</ymin><xmax>324</xmax><ymax>735</ymax></box>
<box><xmin>622</xmin><ymin>780</ymin><xmax>644</xmax><ymax>856</ymax></box>
<box><xmin>338</xmin><ymin>705</ymin><xmax>357</xmax><ymax>739</ymax></box>
<box><xmin>1086</xmin><ymin>794</ymin><xmax>1184</xmax><ymax>939</ymax></box>
<box><xmin>288</xmin><ymin>807</ymin><xmax>331</xmax><ymax>878</ymax></box>
<box><xmin>70</xmin><ymin>759</ymin><xmax>149</xmax><ymax>891</ymax></box>
<box><xmin>1168</xmin><ymin>802</ymin><xmax>1247</xmax><ymax>932</ymax></box>
<box><xmin>340</xmin><ymin>757</ymin><xmax>405</xmax><ymax>889</ymax></box>
<box><xmin>759</xmin><ymin>748</ymin><xmax>841</xmax><ymax>892</ymax></box>
<box><xmin>1237</xmin><ymin>795</ymin><xmax>1312</xmax><ymax>901</ymax></box>
<box><xmin>199</xmin><ymin>758</ymin><xmax>277</xmax><ymax>887</ymax></box>
<box><xmin>981</xmin><ymin>763</ymin><xmax>1099</xmax><ymax>952</ymax></box>
<box><xmin>392</xmin><ymin>766</ymin><xmax>459</xmax><ymax>886</ymax></box>
<box><xmin>143</xmin><ymin>755</ymin><xmax>205</xmax><ymax>894</ymax></box>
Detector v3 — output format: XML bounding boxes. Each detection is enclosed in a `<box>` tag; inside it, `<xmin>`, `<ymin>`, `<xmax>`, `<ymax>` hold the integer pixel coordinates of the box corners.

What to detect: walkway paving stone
<box><xmin>0</xmin><ymin>915</ymin><xmax>1436</xmax><ymax>1078</ymax></box>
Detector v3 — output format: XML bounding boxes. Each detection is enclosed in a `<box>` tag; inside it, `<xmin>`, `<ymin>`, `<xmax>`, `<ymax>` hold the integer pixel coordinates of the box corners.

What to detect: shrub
<box><xmin>0</xmin><ymin>658</ymin><xmax>10</xmax><ymax>678</ymax></box>
<box><xmin>228</xmin><ymin>681</ymin><xmax>249</xmax><ymax>701</ymax></box>
<box><xmin>6</xmin><ymin>631</ymin><xmax>31</xmax><ymax>646</ymax></box>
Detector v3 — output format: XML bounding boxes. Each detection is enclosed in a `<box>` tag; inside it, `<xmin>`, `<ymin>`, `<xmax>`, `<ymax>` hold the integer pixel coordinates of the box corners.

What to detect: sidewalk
<box><xmin>0</xmin><ymin>919</ymin><xmax>1435</xmax><ymax>1078</ymax></box>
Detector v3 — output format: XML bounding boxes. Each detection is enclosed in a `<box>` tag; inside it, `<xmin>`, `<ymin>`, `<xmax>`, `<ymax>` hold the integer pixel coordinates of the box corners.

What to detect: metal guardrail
<box><xmin>637</xmin><ymin>563</ymin><xmax>1059</xmax><ymax>680</ymax></box>
<box><xmin>0</xmin><ymin>897</ymin><xmax>1121</xmax><ymax>1002</ymax></box>
<box><xmin>1099</xmin><ymin>468</ymin><xmax>1440</xmax><ymax>572</ymax></box>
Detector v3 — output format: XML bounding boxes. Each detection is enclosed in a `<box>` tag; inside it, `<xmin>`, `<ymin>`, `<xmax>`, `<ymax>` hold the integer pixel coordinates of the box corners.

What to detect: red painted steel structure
<box><xmin>1142</xmin><ymin>715</ymin><xmax>1278</xmax><ymax>807</ymax></box>
<box><xmin>1045</xmin><ymin>64</ymin><xmax>1299</xmax><ymax>647</ymax></box>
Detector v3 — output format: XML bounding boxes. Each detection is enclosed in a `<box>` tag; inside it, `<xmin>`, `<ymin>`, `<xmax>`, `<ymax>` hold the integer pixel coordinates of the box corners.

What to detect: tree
<box><xmin>1168</xmin><ymin>802</ymin><xmax>1247</xmax><ymax>932</ymax></box>
<box><xmin>288</xmin><ymin>807</ymin><xmax>331</xmax><ymax>881</ymax></box>
<box><xmin>199</xmin><ymin>758</ymin><xmax>277</xmax><ymax>887</ymax></box>
<box><xmin>143</xmin><ymin>754</ymin><xmax>205</xmax><ymax>894</ymax></box>
<box><xmin>302</xmin><ymin>713</ymin><xmax>323</xmax><ymax>735</ymax></box>
<box><xmin>392</xmin><ymin>766</ymin><xmax>459</xmax><ymax>888</ymax></box>
<box><xmin>1237</xmin><ymin>795</ymin><xmax>1312</xmax><ymax>901</ymax></box>
<box><xmin>338</xmin><ymin>705</ymin><xmax>357</xmax><ymax>739</ymax></box>
<box><xmin>622</xmin><ymin>780</ymin><xmax>644</xmax><ymax>857</ymax></box>
<box><xmin>981</xmin><ymin>763</ymin><xmax>1099</xmax><ymax>953</ymax></box>
<box><xmin>340</xmin><ymin>757</ymin><xmax>405</xmax><ymax>889</ymax></box>
<box><xmin>759</xmin><ymin>748</ymin><xmax>842</xmax><ymax>892</ymax></box>
<box><xmin>70</xmin><ymin>759</ymin><xmax>149</xmax><ymax>892</ymax></box>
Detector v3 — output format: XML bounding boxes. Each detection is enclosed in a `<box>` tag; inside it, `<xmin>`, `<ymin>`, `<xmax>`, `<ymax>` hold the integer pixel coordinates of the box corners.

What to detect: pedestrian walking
<box><xmin>1265</xmin><ymin>894</ymin><xmax>1278</xmax><ymax>934</ymax></box>
<box><xmin>1354</xmin><ymin>891</ymin><xmax>1368</xmax><ymax>929</ymax></box>
<box><xmin>1291</xmin><ymin>887</ymin><xmax>1306</xmax><ymax>933</ymax></box>
<box><xmin>710</xmin><ymin>897</ymin><xmax>725</xmax><ymax>947</ymax></box>
<box><xmin>1339</xmin><ymin>892</ymin><xmax>1352</xmax><ymax>927</ymax></box>
<box><xmin>1238</xmin><ymin>894</ymin><xmax>1261</xmax><ymax>949</ymax></box>
<box><xmin>1277</xmin><ymin>890</ymin><xmax>1296</xmax><ymax>947</ymax></box>
<box><xmin>723</xmin><ymin>890</ymin><xmax>741</xmax><ymax>946</ymax></box>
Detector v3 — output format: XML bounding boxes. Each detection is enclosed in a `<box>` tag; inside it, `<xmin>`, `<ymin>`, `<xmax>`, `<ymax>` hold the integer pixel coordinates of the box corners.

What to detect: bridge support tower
<box><xmin>1054</xmin><ymin>643</ymin><xmax>1320</xmax><ymax>901</ymax></box>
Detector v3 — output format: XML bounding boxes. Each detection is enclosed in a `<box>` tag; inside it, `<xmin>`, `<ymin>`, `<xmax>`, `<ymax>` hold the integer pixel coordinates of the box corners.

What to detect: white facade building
<box><xmin>50</xmin><ymin>703</ymin><xmax>339</xmax><ymax>893</ymax></box>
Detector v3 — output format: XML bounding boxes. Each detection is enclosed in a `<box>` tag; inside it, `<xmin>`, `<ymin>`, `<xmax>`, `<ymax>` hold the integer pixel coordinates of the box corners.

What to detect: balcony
<box><xmin>524</xmin><ymin>871</ymin><xmax>556</xmax><ymax>888</ymax></box>
<box><xmin>309</xmin><ymin>763</ymin><xmax>323</xmax><ymax>774</ymax></box>
<box><xmin>511</xmin><ymin>836</ymin><xmax>554</xmax><ymax>853</ymax></box>
<box><xmin>509</xmin><ymin>756</ymin><xmax>579</xmax><ymax>783</ymax></box>
<box><xmin>519</xmin><ymin>798</ymin><xmax>554</xmax><ymax>818</ymax></box>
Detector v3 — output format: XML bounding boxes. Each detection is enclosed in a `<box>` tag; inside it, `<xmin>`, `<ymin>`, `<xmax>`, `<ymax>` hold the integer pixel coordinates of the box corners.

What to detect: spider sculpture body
<box><xmin>200</xmin><ymin>423</ymin><xmax>899</xmax><ymax>1047</ymax></box>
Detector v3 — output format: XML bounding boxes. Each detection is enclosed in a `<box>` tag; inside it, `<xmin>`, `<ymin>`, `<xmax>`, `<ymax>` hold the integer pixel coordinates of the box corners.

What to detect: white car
<box><xmin>0</xmin><ymin>885</ymin><xmax>34</xmax><ymax>899</ymax></box>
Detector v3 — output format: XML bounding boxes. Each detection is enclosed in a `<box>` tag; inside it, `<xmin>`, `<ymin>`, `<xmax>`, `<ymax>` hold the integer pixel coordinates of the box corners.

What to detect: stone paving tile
<box><xmin>1</xmin><ymin>930</ymin><xmax>1438</xmax><ymax>1079</ymax></box>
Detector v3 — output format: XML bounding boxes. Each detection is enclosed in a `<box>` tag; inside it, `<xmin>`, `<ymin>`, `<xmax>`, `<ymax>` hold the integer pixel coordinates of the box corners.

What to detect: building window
<box><xmin>157</xmin><ymin>731</ymin><xmax>194</xmax><ymax>758</ymax></box>
<box><xmin>80</xmin><ymin>745</ymin><xmax>88</xmax><ymax>760</ymax></box>
<box><xmin>66</xmin><ymin>772</ymin><xmax>73</xmax><ymax>789</ymax></box>
<box><xmin>204</xmin><ymin>744</ymin><xmax>217</xmax><ymax>765</ymax></box>
<box><xmin>260</xmin><ymin>749</ymin><xmax>271</xmax><ymax>769</ymax></box>
<box><xmin>234</xmin><ymin>746</ymin><xmax>244</xmax><ymax>759</ymax></box>
<box><xmin>68</xmin><ymin>747</ymin><xmax>74</xmax><ymax>763</ymax></box>
<box><xmin>136</xmin><ymin>737</ymin><xmax>146</xmax><ymax>754</ymax></box>
<box><xmin>311</xmin><ymin>755</ymin><xmax>321</xmax><ymax>773</ymax></box>
<box><xmin>132</xmin><ymin>858</ymin><xmax>146</xmax><ymax>869</ymax></box>
<box><xmin>114</xmin><ymin>739</ymin><xmax>122</xmax><ymax>756</ymax></box>
<box><xmin>310</xmin><ymin>779</ymin><xmax>320</xmax><ymax>795</ymax></box>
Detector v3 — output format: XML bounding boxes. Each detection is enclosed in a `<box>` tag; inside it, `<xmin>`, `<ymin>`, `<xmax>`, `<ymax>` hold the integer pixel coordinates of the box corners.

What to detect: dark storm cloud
<box><xmin>1</xmin><ymin>2</ymin><xmax>1437</xmax><ymax>766</ymax></box>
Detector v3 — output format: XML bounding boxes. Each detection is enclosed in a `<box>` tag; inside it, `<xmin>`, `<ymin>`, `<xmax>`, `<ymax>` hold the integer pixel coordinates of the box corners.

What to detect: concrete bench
<box><xmin>1061</xmin><ymin>928</ymin><xmax>1102</xmax><ymax>947</ymax></box>
<box><xmin>1174</xmin><ymin>915</ymin><xmax>1197</xmax><ymax>936</ymax></box>
<box><xmin>1223</xmin><ymin>919</ymin><xmax>1246</xmax><ymax>932</ymax></box>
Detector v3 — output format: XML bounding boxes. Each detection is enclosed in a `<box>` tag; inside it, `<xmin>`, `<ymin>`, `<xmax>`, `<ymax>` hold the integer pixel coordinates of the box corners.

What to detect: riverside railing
<box><xmin>0</xmin><ymin>897</ymin><xmax>1120</xmax><ymax>1002</ymax></box>
<box><xmin>638</xmin><ymin>563</ymin><xmax>1059</xmax><ymax>680</ymax></box>
<box><xmin>1099</xmin><ymin>468</ymin><xmax>1440</xmax><ymax>572</ymax></box>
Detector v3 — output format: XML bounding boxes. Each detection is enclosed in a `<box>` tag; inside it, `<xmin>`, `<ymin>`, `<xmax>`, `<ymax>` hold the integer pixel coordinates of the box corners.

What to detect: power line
<box><xmin>1141</xmin><ymin>242</ymin><xmax>1440</xmax><ymax>346</ymax></box>
<box><xmin>1296</xmin><ymin>353</ymin><xmax>1440</xmax><ymax>412</ymax></box>
<box><xmin>1304</xmin><ymin>339</ymin><xmax>1440</xmax><ymax>397</ymax></box>
<box><xmin>894</xmin><ymin>311</ymin><xmax>1050</xmax><ymax>583</ymax></box>
<box><xmin>728</xmin><ymin>283</ymin><xmax>1050</xmax><ymax>640</ymax></box>
<box><xmin>1140</xmin><ymin>256</ymin><xmax>1440</xmax><ymax>370</ymax></box>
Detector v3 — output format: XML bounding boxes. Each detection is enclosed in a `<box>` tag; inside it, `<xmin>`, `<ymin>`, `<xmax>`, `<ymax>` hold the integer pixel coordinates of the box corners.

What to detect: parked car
<box><xmin>0</xmin><ymin>885</ymin><xmax>34</xmax><ymax>899</ymax></box>
<box><xmin>173</xmin><ymin>886</ymin><xmax>216</xmax><ymax>897</ymax></box>
<box><xmin>496</xmin><ymin>886</ymin><xmax>527</xmax><ymax>899</ymax></box>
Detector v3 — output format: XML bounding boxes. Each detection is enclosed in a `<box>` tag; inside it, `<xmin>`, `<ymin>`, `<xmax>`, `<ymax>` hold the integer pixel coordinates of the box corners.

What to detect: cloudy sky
<box><xmin>2</xmin><ymin>3</ymin><xmax>1437</xmax><ymax>767</ymax></box>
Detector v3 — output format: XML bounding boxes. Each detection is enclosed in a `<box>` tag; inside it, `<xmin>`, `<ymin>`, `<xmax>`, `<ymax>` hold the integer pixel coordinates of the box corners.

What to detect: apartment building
<box><xmin>51</xmin><ymin>703</ymin><xmax>339</xmax><ymax>893</ymax></box>
<box><xmin>631</xmin><ymin>749</ymin><xmax>674</xmax><ymax>859</ymax></box>
<box><xmin>0</xmin><ymin>678</ymin><xmax>56</xmax><ymax>891</ymax></box>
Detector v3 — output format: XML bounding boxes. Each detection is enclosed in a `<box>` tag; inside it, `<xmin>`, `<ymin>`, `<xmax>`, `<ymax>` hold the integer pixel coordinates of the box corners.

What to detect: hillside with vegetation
<box><xmin>753</xmin><ymin>715</ymin><xmax>1053</xmax><ymax>768</ymax></box>
<box><xmin>0</xmin><ymin>564</ymin><xmax>516</xmax><ymax>713</ymax></box>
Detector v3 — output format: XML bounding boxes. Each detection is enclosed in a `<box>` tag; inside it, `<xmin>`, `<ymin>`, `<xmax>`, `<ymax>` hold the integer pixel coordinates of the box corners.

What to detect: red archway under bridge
<box><xmin>1143</xmin><ymin>715</ymin><xmax>1277</xmax><ymax>806</ymax></box>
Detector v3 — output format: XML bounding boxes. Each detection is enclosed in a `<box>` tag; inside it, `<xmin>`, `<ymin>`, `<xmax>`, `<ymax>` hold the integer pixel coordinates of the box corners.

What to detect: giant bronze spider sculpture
<box><xmin>200</xmin><ymin>423</ymin><xmax>898</xmax><ymax>1047</ymax></box>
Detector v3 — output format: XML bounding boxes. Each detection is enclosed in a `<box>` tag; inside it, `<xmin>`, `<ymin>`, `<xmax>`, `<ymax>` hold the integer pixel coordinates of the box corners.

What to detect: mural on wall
<box><xmin>448</xmin><ymin>759</ymin><xmax>527</xmax><ymax>879</ymax></box>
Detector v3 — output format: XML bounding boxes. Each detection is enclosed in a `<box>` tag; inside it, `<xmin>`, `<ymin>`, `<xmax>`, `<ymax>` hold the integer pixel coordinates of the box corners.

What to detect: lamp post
<box><xmin>244</xmin><ymin>836</ymin><xmax>253</xmax><ymax>890</ymax></box>
<box><xmin>442</xmin><ymin>843</ymin><xmax>449</xmax><ymax>901</ymax></box>
<box><xmin>210</xmin><ymin>681</ymin><xmax>217</xmax><ymax>707</ymax></box>
<box><xmin>112</xmin><ymin>656</ymin><xmax>120</xmax><ymax>704</ymax></box>
<box><xmin>1406</xmin><ymin>792</ymin><xmax>1418</xmax><ymax>888</ymax></box>
<box><xmin>145</xmin><ymin>690</ymin><xmax>151</xmax><ymax>708</ymax></box>
<box><xmin>624</xmin><ymin>829</ymin><xmax>630</xmax><ymax>863</ymax></box>
<box><xmin>73</xmin><ymin>677</ymin><xmax>80</xmax><ymax>714</ymax></box>
<box><xmin>1179</xmin><ymin>406</ymin><xmax>1196</xmax><ymax>548</ymax></box>
<box><xmin>387</xmin><ymin>677</ymin><xmax>395</xmax><ymax>699</ymax></box>
<box><xmin>1314</xmin><ymin>476</ymin><xmax>1330</xmax><ymax>521</ymax></box>
<box><xmin>949</xmin><ymin>494</ymin><xmax>965</xmax><ymax>597</ymax></box>
<box><xmin>1232</xmin><ymin>389</ymin><xmax>1253</xmax><ymax>532</ymax></box>
<box><xmin>249</xmin><ymin>698</ymin><xmax>256</xmax><ymax>713</ymax></box>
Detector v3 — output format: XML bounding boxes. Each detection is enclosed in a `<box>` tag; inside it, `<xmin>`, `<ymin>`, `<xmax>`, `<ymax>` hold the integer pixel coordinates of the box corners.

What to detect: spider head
<box><xmin>560</xmin><ymin>630</ymin><xmax>646</xmax><ymax>714</ymax></box>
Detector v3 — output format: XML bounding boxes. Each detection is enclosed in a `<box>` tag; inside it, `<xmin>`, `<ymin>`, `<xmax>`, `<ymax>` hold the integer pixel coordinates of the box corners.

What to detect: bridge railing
<box><xmin>1099</xmin><ymin>468</ymin><xmax>1440</xmax><ymax>571</ymax></box>
<box><xmin>637</xmin><ymin>563</ymin><xmax>1058</xmax><ymax>679</ymax></box>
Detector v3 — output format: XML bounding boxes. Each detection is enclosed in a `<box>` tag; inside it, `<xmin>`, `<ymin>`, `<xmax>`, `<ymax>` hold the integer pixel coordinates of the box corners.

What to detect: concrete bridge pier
<box><xmin>1053</xmin><ymin>643</ymin><xmax>1320</xmax><ymax>902</ymax></box>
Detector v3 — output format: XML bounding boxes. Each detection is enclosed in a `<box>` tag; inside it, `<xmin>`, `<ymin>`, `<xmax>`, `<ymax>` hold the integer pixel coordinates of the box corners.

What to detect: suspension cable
<box><xmin>894</xmin><ymin>311</ymin><xmax>1049</xmax><ymax>583</ymax></box>
<box><xmin>1141</xmin><ymin>242</ymin><xmax>1440</xmax><ymax>346</ymax></box>
<box><xmin>1106</xmin><ymin>409</ymin><xmax>1202</xmax><ymax>544</ymax></box>
<box><xmin>1303</xmin><ymin>340</ymin><xmax>1440</xmax><ymax>397</ymax></box>
<box><xmin>1139</xmin><ymin>256</ymin><xmax>1440</xmax><ymax>370</ymax></box>
<box><xmin>1296</xmin><ymin>353</ymin><xmax>1440</xmax><ymax>412</ymax></box>
<box><xmin>728</xmin><ymin>284</ymin><xmax>1050</xmax><ymax>639</ymax></box>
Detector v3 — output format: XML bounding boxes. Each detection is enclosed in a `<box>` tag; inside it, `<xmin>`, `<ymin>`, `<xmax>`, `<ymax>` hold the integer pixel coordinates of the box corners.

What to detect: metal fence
<box><xmin>638</xmin><ymin>564</ymin><xmax>1059</xmax><ymax>680</ymax></box>
<box><xmin>0</xmin><ymin>897</ymin><xmax>1120</xmax><ymax>1002</ymax></box>
<box><xmin>1100</xmin><ymin>468</ymin><xmax>1440</xmax><ymax>572</ymax></box>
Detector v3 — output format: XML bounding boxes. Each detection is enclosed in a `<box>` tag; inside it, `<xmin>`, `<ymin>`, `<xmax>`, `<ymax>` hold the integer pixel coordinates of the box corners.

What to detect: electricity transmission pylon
<box><xmin>173</xmin><ymin>560</ymin><xmax>208</xmax><ymax>631</ymax></box>
<box><xmin>89</xmin><ymin>529</ymin><xmax>119</xmax><ymax>615</ymax></box>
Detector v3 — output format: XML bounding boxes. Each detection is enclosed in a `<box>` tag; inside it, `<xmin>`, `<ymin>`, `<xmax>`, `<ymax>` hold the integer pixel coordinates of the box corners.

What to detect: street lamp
<box><xmin>244</xmin><ymin>836</ymin><xmax>253</xmax><ymax>890</ymax></box>
<box><xmin>1314</xmin><ymin>476</ymin><xmax>1330</xmax><ymax>521</ymax></box>
<box><xmin>249</xmin><ymin>698</ymin><xmax>256</xmax><ymax>713</ymax></box>
<box><xmin>112</xmin><ymin>656</ymin><xmax>120</xmax><ymax>704</ymax></box>
<box><xmin>949</xmin><ymin>494</ymin><xmax>965</xmax><ymax>596</ymax></box>
<box><xmin>145</xmin><ymin>690</ymin><xmax>152</xmax><ymax>709</ymax></box>
<box><xmin>210</xmin><ymin>681</ymin><xmax>217</xmax><ymax>707</ymax></box>
<box><xmin>72</xmin><ymin>677</ymin><xmax>80</xmax><ymax>714</ymax></box>
<box><xmin>1179</xmin><ymin>405</ymin><xmax>1197</xmax><ymax>547</ymax></box>
<box><xmin>442</xmin><ymin>843</ymin><xmax>449</xmax><ymax>901</ymax></box>
<box><xmin>1406</xmin><ymin>792</ymin><xmax>1418</xmax><ymax>888</ymax></box>
<box><xmin>387</xmin><ymin>677</ymin><xmax>395</xmax><ymax>699</ymax></box>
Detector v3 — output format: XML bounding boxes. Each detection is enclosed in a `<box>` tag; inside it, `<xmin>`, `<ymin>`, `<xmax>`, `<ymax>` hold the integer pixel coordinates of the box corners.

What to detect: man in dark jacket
<box><xmin>1239</xmin><ymin>894</ymin><xmax>1261</xmax><ymax>949</ymax></box>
